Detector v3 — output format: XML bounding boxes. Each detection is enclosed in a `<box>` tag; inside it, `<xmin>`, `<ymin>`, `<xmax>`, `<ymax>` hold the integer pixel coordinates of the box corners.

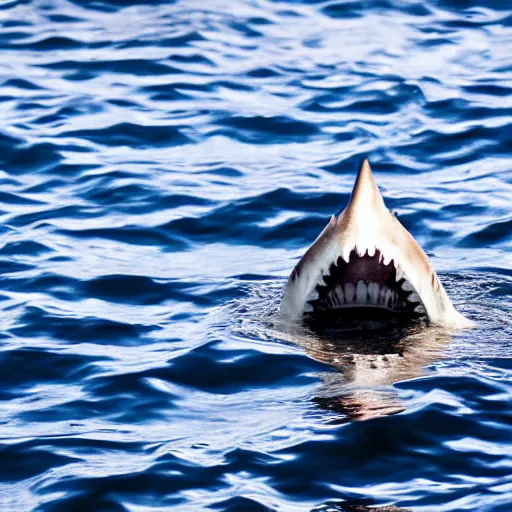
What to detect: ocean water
<box><xmin>0</xmin><ymin>0</ymin><xmax>511</xmax><ymax>511</ymax></box>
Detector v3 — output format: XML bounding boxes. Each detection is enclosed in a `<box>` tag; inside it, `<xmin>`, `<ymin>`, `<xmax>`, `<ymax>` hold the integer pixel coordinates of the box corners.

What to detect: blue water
<box><xmin>0</xmin><ymin>0</ymin><xmax>511</xmax><ymax>511</ymax></box>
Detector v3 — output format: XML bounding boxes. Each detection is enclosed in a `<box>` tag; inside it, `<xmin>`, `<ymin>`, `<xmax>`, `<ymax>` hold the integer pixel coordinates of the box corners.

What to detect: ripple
<box><xmin>0</xmin><ymin>442</ymin><xmax>78</xmax><ymax>482</ymax></box>
<box><xmin>215</xmin><ymin>115</ymin><xmax>320</xmax><ymax>142</ymax></box>
<box><xmin>82</xmin><ymin>274</ymin><xmax>170</xmax><ymax>305</ymax></box>
<box><xmin>65</xmin><ymin>123</ymin><xmax>191</xmax><ymax>148</ymax></box>
<box><xmin>459</xmin><ymin>218</ymin><xmax>512</xmax><ymax>247</ymax></box>
<box><xmin>0</xmin><ymin>348</ymin><xmax>97</xmax><ymax>390</ymax></box>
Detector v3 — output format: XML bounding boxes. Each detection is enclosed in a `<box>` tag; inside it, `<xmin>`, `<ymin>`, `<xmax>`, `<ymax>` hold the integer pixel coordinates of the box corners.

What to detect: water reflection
<box><xmin>280</xmin><ymin>318</ymin><xmax>454</xmax><ymax>422</ymax></box>
<box><xmin>314</xmin><ymin>503</ymin><xmax>411</xmax><ymax>512</ymax></box>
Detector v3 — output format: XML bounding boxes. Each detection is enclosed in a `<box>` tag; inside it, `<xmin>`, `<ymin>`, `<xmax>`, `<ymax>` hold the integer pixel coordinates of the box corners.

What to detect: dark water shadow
<box><xmin>276</xmin><ymin>314</ymin><xmax>454</xmax><ymax>423</ymax></box>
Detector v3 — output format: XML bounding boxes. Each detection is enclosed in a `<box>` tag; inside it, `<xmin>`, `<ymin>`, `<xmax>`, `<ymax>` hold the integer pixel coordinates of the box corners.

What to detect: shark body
<box><xmin>280</xmin><ymin>160</ymin><xmax>472</xmax><ymax>328</ymax></box>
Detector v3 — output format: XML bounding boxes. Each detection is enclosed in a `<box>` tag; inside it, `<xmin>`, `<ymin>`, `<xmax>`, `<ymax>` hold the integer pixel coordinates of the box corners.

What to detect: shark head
<box><xmin>280</xmin><ymin>159</ymin><xmax>473</xmax><ymax>328</ymax></box>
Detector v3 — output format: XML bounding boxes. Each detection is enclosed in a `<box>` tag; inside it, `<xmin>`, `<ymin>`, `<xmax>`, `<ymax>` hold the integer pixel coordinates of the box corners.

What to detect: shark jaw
<box><xmin>280</xmin><ymin>159</ymin><xmax>474</xmax><ymax>328</ymax></box>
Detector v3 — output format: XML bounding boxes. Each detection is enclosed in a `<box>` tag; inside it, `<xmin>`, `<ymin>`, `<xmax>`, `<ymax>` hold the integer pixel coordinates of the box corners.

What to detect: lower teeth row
<box><xmin>324</xmin><ymin>281</ymin><xmax>399</xmax><ymax>309</ymax></box>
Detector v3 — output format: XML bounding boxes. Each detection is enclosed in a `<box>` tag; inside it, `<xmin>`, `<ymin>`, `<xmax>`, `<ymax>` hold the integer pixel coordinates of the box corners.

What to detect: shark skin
<box><xmin>280</xmin><ymin>159</ymin><xmax>473</xmax><ymax>328</ymax></box>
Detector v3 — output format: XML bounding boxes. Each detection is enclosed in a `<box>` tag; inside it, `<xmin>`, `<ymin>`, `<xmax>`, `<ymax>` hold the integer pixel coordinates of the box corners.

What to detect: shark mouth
<box><xmin>305</xmin><ymin>248</ymin><xmax>426</xmax><ymax>319</ymax></box>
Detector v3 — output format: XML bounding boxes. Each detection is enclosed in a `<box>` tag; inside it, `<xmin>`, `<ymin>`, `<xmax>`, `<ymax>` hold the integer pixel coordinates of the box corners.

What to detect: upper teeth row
<box><xmin>336</xmin><ymin>247</ymin><xmax>396</xmax><ymax>267</ymax></box>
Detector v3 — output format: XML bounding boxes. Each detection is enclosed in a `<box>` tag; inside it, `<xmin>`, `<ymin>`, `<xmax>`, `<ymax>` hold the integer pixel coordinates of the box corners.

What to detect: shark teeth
<box><xmin>407</xmin><ymin>292</ymin><xmax>421</xmax><ymax>303</ymax></box>
<box><xmin>329</xmin><ymin>285</ymin><xmax>344</xmax><ymax>307</ymax></box>
<box><xmin>310</xmin><ymin>281</ymin><xmax>421</xmax><ymax>311</ymax></box>
<box><xmin>385</xmin><ymin>288</ymin><xmax>395</xmax><ymax>308</ymax></box>
<box><xmin>414</xmin><ymin>304</ymin><xmax>426</xmax><ymax>314</ymax></box>
<box><xmin>401</xmin><ymin>280</ymin><xmax>414</xmax><ymax>292</ymax></box>
<box><xmin>368</xmin><ymin>282</ymin><xmax>379</xmax><ymax>304</ymax></box>
<box><xmin>306</xmin><ymin>247</ymin><xmax>425</xmax><ymax>316</ymax></box>
<box><xmin>382</xmin><ymin>252</ymin><xmax>393</xmax><ymax>266</ymax></box>
<box><xmin>356</xmin><ymin>280</ymin><xmax>367</xmax><ymax>304</ymax></box>
<box><xmin>344</xmin><ymin>283</ymin><xmax>356</xmax><ymax>304</ymax></box>
<box><xmin>341</xmin><ymin>246</ymin><xmax>352</xmax><ymax>264</ymax></box>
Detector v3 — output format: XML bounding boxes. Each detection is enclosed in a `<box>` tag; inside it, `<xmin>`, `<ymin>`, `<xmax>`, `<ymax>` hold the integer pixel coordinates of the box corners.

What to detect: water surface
<box><xmin>0</xmin><ymin>0</ymin><xmax>511</xmax><ymax>511</ymax></box>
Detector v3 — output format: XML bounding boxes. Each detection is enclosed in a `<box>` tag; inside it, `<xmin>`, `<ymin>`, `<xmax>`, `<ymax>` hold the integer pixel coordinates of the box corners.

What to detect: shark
<box><xmin>280</xmin><ymin>159</ymin><xmax>473</xmax><ymax>328</ymax></box>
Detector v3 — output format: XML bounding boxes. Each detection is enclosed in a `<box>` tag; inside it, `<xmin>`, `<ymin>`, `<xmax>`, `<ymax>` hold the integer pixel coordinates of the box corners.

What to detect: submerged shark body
<box><xmin>280</xmin><ymin>160</ymin><xmax>472</xmax><ymax>328</ymax></box>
